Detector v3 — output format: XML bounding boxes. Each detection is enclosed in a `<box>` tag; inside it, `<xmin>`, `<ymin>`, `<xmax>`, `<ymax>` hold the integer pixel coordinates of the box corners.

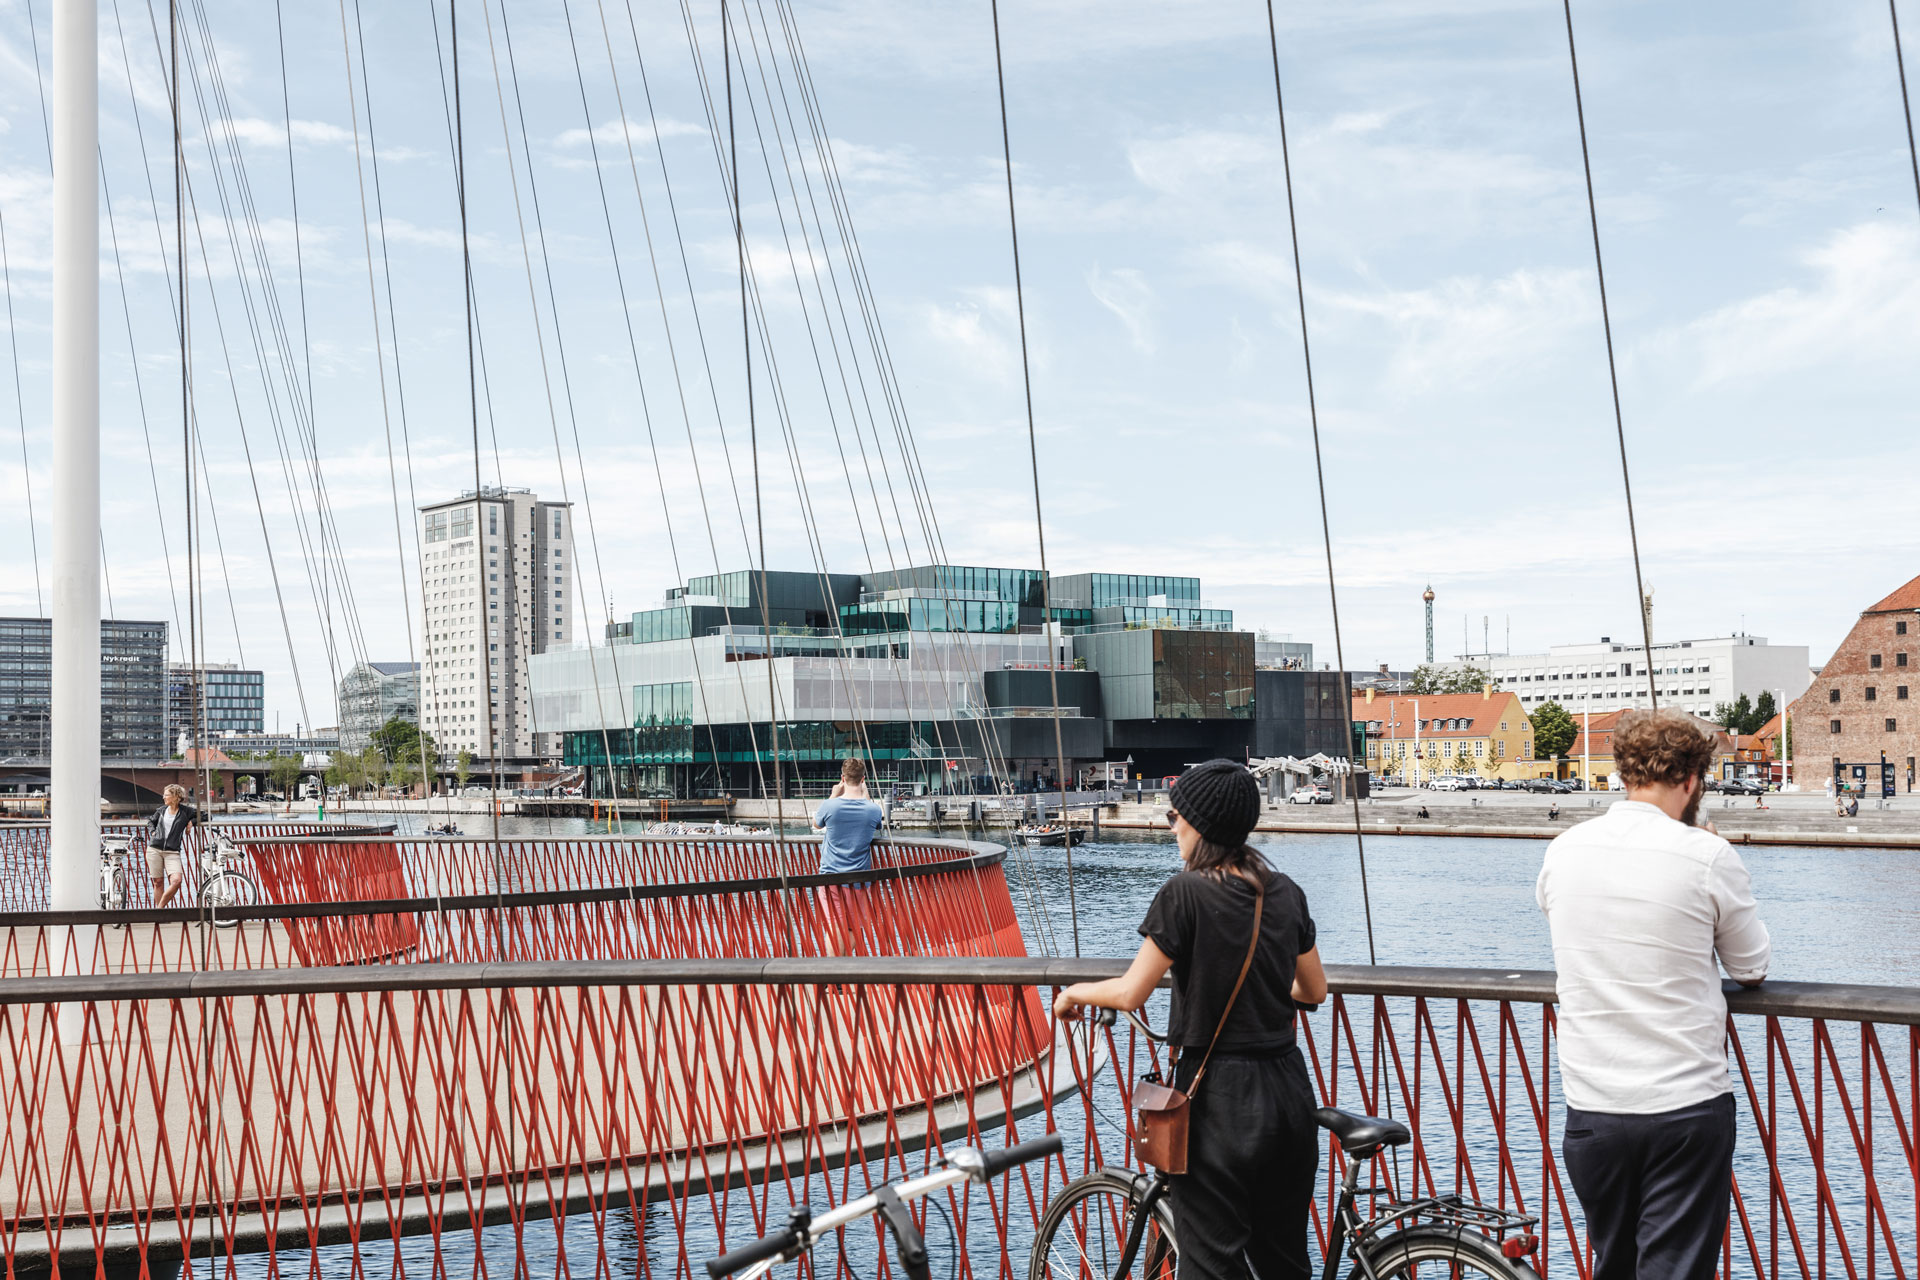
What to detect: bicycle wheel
<box><xmin>1030</xmin><ymin>1170</ymin><xmax>1178</xmax><ymax>1280</ymax></box>
<box><xmin>1355</xmin><ymin>1226</ymin><xmax>1533</xmax><ymax>1279</ymax></box>
<box><xmin>200</xmin><ymin>871</ymin><xmax>260</xmax><ymax>925</ymax></box>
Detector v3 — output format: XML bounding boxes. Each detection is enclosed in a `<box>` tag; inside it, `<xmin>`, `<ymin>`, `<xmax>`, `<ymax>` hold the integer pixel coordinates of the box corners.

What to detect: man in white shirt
<box><xmin>1536</xmin><ymin>708</ymin><xmax>1770</xmax><ymax>1280</ymax></box>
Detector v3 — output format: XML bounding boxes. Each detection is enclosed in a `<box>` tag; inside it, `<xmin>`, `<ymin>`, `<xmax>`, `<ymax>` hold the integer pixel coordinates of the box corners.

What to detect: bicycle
<box><xmin>193</xmin><ymin>831</ymin><xmax>262</xmax><ymax>925</ymax></box>
<box><xmin>706</xmin><ymin>1133</ymin><xmax>1063</xmax><ymax>1280</ymax></box>
<box><xmin>98</xmin><ymin>833</ymin><xmax>136</xmax><ymax>916</ymax></box>
<box><xmin>1031</xmin><ymin>1007</ymin><xmax>1542</xmax><ymax>1280</ymax></box>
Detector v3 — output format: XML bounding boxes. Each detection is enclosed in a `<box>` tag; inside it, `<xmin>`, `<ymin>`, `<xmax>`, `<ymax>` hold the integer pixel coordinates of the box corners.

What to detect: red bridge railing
<box><xmin>0</xmin><ymin>960</ymin><xmax>1912</xmax><ymax>1279</ymax></box>
<box><xmin>0</xmin><ymin>836</ymin><xmax>1028</xmax><ymax>976</ymax></box>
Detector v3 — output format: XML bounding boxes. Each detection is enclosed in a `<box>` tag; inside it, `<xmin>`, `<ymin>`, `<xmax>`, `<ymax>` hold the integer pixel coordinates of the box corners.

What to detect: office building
<box><xmin>418</xmin><ymin>487</ymin><xmax>572</xmax><ymax>761</ymax></box>
<box><xmin>530</xmin><ymin>564</ymin><xmax>1347</xmax><ymax>797</ymax></box>
<box><xmin>0</xmin><ymin>617</ymin><xmax>168</xmax><ymax>760</ymax></box>
<box><xmin>166</xmin><ymin>663</ymin><xmax>265</xmax><ymax>752</ymax></box>
<box><xmin>215</xmin><ymin>728</ymin><xmax>341</xmax><ymax>759</ymax></box>
<box><xmin>1445</xmin><ymin>633</ymin><xmax>1810</xmax><ymax>719</ymax></box>
<box><xmin>338</xmin><ymin>662</ymin><xmax>421</xmax><ymax>750</ymax></box>
<box><xmin>1789</xmin><ymin>572</ymin><xmax>1919</xmax><ymax>795</ymax></box>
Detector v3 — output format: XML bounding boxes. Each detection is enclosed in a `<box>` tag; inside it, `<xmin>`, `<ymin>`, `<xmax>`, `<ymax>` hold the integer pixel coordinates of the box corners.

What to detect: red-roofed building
<box><xmin>1352</xmin><ymin>687</ymin><xmax>1531</xmax><ymax>783</ymax></box>
<box><xmin>1787</xmin><ymin>572</ymin><xmax>1919</xmax><ymax>795</ymax></box>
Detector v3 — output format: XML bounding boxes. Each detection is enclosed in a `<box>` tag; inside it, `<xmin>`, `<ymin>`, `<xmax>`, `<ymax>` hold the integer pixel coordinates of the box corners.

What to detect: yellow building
<box><xmin>1352</xmin><ymin>688</ymin><xmax>1533</xmax><ymax>783</ymax></box>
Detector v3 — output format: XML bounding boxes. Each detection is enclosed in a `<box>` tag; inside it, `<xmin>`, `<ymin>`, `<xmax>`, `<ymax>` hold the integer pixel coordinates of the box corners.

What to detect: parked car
<box><xmin>1288</xmin><ymin>784</ymin><xmax>1333</xmax><ymax>805</ymax></box>
<box><xmin>1426</xmin><ymin>776</ymin><xmax>1467</xmax><ymax>792</ymax></box>
<box><xmin>254</xmin><ymin>791</ymin><xmax>284</xmax><ymax>803</ymax></box>
<box><xmin>1523</xmin><ymin>778</ymin><xmax>1560</xmax><ymax>793</ymax></box>
<box><xmin>1721</xmin><ymin>778</ymin><xmax>1762</xmax><ymax>796</ymax></box>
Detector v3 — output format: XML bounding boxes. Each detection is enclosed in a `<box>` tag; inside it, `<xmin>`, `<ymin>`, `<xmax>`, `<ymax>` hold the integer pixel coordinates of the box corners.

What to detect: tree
<box><xmin>1713</xmin><ymin>694</ymin><xmax>1753</xmax><ymax>733</ymax></box>
<box><xmin>1410</xmin><ymin>664</ymin><xmax>1501</xmax><ymax>695</ymax></box>
<box><xmin>1478</xmin><ymin>750</ymin><xmax>1502</xmax><ymax>780</ymax></box>
<box><xmin>1748</xmin><ymin>691</ymin><xmax>1777</xmax><ymax>735</ymax></box>
<box><xmin>370</xmin><ymin>716</ymin><xmax>436</xmax><ymax>767</ymax></box>
<box><xmin>269</xmin><ymin>753</ymin><xmax>302</xmax><ymax>798</ymax></box>
<box><xmin>456</xmin><ymin>749</ymin><xmax>474</xmax><ymax>790</ymax></box>
<box><xmin>1529</xmin><ymin>702</ymin><xmax>1578</xmax><ymax>760</ymax></box>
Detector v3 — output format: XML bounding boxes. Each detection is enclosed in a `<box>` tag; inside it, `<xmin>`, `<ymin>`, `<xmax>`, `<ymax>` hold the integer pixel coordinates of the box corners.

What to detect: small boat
<box><xmin>424</xmin><ymin>822</ymin><xmax>464</xmax><ymax>838</ymax></box>
<box><xmin>646</xmin><ymin>821</ymin><xmax>766</xmax><ymax>837</ymax></box>
<box><xmin>1013</xmin><ymin>824</ymin><xmax>1088</xmax><ymax>848</ymax></box>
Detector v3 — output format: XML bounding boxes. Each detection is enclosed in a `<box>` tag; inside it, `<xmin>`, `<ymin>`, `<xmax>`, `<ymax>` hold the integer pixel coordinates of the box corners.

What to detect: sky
<box><xmin>0</xmin><ymin>0</ymin><xmax>1916</xmax><ymax>731</ymax></box>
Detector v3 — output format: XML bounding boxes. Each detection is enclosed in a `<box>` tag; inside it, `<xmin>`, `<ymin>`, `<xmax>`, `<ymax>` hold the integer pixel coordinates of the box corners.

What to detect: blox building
<box><xmin>531</xmin><ymin>564</ymin><xmax>1338</xmax><ymax>798</ymax></box>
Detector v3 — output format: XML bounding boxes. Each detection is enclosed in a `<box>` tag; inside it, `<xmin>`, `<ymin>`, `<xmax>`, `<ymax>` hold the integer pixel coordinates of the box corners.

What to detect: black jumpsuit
<box><xmin>1141</xmin><ymin>865</ymin><xmax>1321</xmax><ymax>1280</ymax></box>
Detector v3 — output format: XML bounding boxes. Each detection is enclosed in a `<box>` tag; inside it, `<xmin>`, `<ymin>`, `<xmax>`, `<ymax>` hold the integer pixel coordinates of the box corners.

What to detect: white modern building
<box><xmin>418</xmin><ymin>487</ymin><xmax>573</xmax><ymax>761</ymax></box>
<box><xmin>337</xmin><ymin>661</ymin><xmax>420</xmax><ymax>750</ymax></box>
<box><xmin>1445</xmin><ymin>634</ymin><xmax>1811</xmax><ymax>719</ymax></box>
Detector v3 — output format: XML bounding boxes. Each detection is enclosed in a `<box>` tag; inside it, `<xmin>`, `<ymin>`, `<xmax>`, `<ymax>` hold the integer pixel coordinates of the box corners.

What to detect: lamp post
<box><xmin>1776</xmin><ymin>687</ymin><xmax>1790</xmax><ymax>790</ymax></box>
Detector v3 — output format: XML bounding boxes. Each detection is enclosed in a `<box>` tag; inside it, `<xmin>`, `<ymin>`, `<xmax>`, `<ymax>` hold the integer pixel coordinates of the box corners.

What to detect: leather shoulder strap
<box><xmin>1185</xmin><ymin>871</ymin><xmax>1265</xmax><ymax>1097</ymax></box>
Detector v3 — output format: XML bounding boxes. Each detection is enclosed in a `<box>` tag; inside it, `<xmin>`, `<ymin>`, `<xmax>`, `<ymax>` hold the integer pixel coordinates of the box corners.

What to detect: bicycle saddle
<box><xmin>1314</xmin><ymin>1107</ymin><xmax>1411</xmax><ymax>1158</ymax></box>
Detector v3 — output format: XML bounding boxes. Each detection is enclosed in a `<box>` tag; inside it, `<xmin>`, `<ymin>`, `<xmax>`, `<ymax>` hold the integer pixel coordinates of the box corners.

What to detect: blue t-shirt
<box><xmin>814</xmin><ymin>796</ymin><xmax>884</xmax><ymax>874</ymax></box>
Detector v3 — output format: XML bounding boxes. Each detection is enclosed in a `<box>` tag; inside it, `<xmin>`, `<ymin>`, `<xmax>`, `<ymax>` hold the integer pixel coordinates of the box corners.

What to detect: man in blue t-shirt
<box><xmin>813</xmin><ymin>757</ymin><xmax>883</xmax><ymax>955</ymax></box>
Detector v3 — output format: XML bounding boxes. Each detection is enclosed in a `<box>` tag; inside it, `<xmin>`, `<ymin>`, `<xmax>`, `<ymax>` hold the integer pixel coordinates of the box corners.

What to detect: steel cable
<box><xmin>1560</xmin><ymin>0</ymin><xmax>1659</xmax><ymax>707</ymax></box>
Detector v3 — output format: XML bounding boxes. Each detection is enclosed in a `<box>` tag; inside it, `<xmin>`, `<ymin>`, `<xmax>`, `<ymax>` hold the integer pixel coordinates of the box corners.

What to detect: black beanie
<box><xmin>1169</xmin><ymin>759</ymin><xmax>1262</xmax><ymax>847</ymax></box>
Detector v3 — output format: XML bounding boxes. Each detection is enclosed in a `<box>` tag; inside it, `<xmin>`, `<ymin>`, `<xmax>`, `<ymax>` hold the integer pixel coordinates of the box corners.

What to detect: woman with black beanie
<box><xmin>1054</xmin><ymin>758</ymin><xmax>1327</xmax><ymax>1280</ymax></box>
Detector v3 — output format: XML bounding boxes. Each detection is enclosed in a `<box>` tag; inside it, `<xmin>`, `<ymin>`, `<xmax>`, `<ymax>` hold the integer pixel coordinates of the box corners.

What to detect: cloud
<box><xmin>922</xmin><ymin>286</ymin><xmax>1024</xmax><ymax>386</ymax></box>
<box><xmin>1086</xmin><ymin>264</ymin><xmax>1154</xmax><ymax>353</ymax></box>
<box><xmin>1315</xmin><ymin>267</ymin><xmax>1594</xmax><ymax>390</ymax></box>
<box><xmin>553</xmin><ymin>116</ymin><xmax>707</xmax><ymax>150</ymax></box>
<box><xmin>1669</xmin><ymin>222</ymin><xmax>1920</xmax><ymax>387</ymax></box>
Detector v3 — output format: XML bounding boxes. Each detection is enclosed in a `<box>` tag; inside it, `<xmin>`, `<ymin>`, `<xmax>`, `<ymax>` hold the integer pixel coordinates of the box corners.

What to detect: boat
<box><xmin>1012</xmin><ymin>824</ymin><xmax>1088</xmax><ymax>848</ymax></box>
<box><xmin>424</xmin><ymin>822</ymin><xmax>464</xmax><ymax>838</ymax></box>
<box><xmin>646</xmin><ymin>821</ymin><xmax>767</xmax><ymax>837</ymax></box>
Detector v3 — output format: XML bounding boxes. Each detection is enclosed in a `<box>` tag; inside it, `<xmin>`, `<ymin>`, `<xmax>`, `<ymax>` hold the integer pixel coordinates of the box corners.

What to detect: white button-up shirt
<box><xmin>1536</xmin><ymin>799</ymin><xmax>1771</xmax><ymax>1115</ymax></box>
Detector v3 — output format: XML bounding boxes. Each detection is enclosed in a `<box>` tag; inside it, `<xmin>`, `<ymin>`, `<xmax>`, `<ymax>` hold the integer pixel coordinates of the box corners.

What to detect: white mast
<box><xmin>50</xmin><ymin>0</ymin><xmax>100</xmax><ymax>919</ymax></box>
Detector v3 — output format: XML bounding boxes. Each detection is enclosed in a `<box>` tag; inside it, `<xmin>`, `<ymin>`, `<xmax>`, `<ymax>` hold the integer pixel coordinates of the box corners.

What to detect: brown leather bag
<box><xmin>1135</xmin><ymin>874</ymin><xmax>1265</xmax><ymax>1175</ymax></box>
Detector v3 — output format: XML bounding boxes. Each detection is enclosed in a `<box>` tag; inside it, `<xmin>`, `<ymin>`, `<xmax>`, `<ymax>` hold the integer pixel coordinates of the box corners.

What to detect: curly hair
<box><xmin>1612</xmin><ymin>709</ymin><xmax>1716</xmax><ymax>789</ymax></box>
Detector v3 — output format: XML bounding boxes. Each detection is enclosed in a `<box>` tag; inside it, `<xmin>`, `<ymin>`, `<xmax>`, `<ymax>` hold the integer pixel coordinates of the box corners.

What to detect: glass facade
<box><xmin>0</xmin><ymin>617</ymin><xmax>168</xmax><ymax>759</ymax></box>
<box><xmin>1115</xmin><ymin>606</ymin><xmax>1233</xmax><ymax>629</ymax></box>
<box><xmin>1152</xmin><ymin>630</ymin><xmax>1254</xmax><ymax>719</ymax></box>
<box><xmin>1089</xmin><ymin>574</ymin><xmax>1200</xmax><ymax>607</ymax></box>
<box><xmin>839</xmin><ymin>598</ymin><xmax>1019</xmax><ymax>635</ymax></box>
<box><xmin>862</xmin><ymin>566</ymin><xmax>1045</xmax><ymax>609</ymax></box>
<box><xmin>630</xmin><ymin>681</ymin><xmax>694</xmax><ymax>761</ymax></box>
<box><xmin>565</xmin><ymin>719</ymin><xmax>934</xmax><ymax>767</ymax></box>
<box><xmin>630</xmin><ymin>607</ymin><xmax>694</xmax><ymax>645</ymax></box>
<box><xmin>167</xmin><ymin>665</ymin><xmax>266</xmax><ymax>744</ymax></box>
<box><xmin>684</xmin><ymin>572</ymin><xmax>755</xmax><ymax>609</ymax></box>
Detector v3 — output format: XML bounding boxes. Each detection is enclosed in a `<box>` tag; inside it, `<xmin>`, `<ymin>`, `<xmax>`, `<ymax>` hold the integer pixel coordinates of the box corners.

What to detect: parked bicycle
<box><xmin>194</xmin><ymin>831</ymin><xmax>262</xmax><ymax>924</ymax></box>
<box><xmin>707</xmin><ymin>1134</ymin><xmax>1063</xmax><ymax>1280</ymax></box>
<box><xmin>1031</xmin><ymin>1007</ymin><xmax>1542</xmax><ymax>1280</ymax></box>
<box><xmin>97</xmin><ymin>833</ymin><xmax>137</xmax><ymax>915</ymax></box>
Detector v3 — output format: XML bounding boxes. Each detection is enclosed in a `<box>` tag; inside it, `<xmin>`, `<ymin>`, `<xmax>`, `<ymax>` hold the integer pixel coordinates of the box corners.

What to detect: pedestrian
<box><xmin>1846</xmin><ymin>794</ymin><xmax>1859</xmax><ymax>818</ymax></box>
<box><xmin>1536</xmin><ymin>708</ymin><xmax>1770</xmax><ymax>1280</ymax></box>
<box><xmin>811</xmin><ymin>757</ymin><xmax>883</xmax><ymax>956</ymax></box>
<box><xmin>1547</xmin><ymin>801</ymin><xmax>1560</xmax><ymax>820</ymax></box>
<box><xmin>146</xmin><ymin>783</ymin><xmax>200</xmax><ymax>908</ymax></box>
<box><xmin>1416</xmin><ymin>803</ymin><xmax>1430</xmax><ymax>819</ymax></box>
<box><xmin>1053</xmin><ymin>759</ymin><xmax>1326</xmax><ymax>1280</ymax></box>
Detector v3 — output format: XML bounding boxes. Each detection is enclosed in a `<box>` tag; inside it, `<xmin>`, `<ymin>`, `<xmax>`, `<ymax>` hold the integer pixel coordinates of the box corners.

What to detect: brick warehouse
<box><xmin>1790</xmin><ymin>573</ymin><xmax>1920</xmax><ymax>796</ymax></box>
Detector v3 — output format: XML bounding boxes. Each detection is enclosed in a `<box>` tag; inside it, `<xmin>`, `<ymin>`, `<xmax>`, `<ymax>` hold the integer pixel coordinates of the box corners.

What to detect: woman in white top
<box><xmin>146</xmin><ymin>783</ymin><xmax>200</xmax><ymax>907</ymax></box>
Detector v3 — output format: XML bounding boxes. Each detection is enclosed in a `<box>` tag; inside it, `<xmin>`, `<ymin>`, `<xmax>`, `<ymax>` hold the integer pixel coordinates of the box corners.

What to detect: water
<box><xmin>235</xmin><ymin>824</ymin><xmax>1919</xmax><ymax>1274</ymax></box>
<box><xmin>1013</xmin><ymin>827</ymin><xmax>1920</xmax><ymax>986</ymax></box>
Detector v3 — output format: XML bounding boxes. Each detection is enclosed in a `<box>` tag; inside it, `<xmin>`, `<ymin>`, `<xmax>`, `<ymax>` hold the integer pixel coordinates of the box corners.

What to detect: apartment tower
<box><xmin>418</xmin><ymin>487</ymin><xmax>572</xmax><ymax>761</ymax></box>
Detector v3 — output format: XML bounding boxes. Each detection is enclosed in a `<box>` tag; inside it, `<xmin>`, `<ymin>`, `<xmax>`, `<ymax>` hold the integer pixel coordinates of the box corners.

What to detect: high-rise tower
<box><xmin>1422</xmin><ymin>586</ymin><xmax>1436</xmax><ymax>665</ymax></box>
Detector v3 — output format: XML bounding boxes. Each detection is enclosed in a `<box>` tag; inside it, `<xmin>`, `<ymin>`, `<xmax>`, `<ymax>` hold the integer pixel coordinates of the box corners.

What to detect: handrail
<box><xmin>0</xmin><ymin>845</ymin><xmax>1008</xmax><ymax>927</ymax></box>
<box><xmin>8</xmin><ymin>957</ymin><xmax>1920</xmax><ymax>1025</ymax></box>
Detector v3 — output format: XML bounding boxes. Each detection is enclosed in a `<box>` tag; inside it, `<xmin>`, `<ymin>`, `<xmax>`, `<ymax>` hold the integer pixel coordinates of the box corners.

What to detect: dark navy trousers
<box><xmin>1562</xmin><ymin>1093</ymin><xmax>1736</xmax><ymax>1280</ymax></box>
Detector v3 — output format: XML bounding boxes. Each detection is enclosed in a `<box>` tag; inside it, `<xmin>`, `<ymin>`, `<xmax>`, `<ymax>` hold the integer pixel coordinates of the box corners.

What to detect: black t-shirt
<box><xmin>1139</xmin><ymin>865</ymin><xmax>1317</xmax><ymax>1052</ymax></box>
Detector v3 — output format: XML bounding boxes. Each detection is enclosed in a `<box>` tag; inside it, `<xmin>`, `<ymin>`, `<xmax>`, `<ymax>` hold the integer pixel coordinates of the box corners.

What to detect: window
<box><xmin>1887</xmin><ymin>719</ymin><xmax>1898</xmax><ymax>733</ymax></box>
<box><xmin>1871</xmin><ymin>654</ymin><xmax>1883</xmax><ymax>669</ymax></box>
<box><xmin>1831</xmin><ymin>720</ymin><xmax>1842</xmax><ymax>734</ymax></box>
<box><xmin>1901</xmin><ymin>687</ymin><xmax>1911</xmax><ymax>700</ymax></box>
<box><xmin>1830</xmin><ymin>688</ymin><xmax>1842</xmax><ymax>703</ymax></box>
<box><xmin>1900</xmin><ymin>653</ymin><xmax>1909</xmax><ymax>667</ymax></box>
<box><xmin>1499</xmin><ymin>722</ymin><xmax>1508</xmax><ymax>731</ymax></box>
<box><xmin>1867</xmin><ymin>687</ymin><xmax>1878</xmax><ymax>702</ymax></box>
<box><xmin>1900</xmin><ymin>621</ymin><xmax>1910</xmax><ymax>636</ymax></box>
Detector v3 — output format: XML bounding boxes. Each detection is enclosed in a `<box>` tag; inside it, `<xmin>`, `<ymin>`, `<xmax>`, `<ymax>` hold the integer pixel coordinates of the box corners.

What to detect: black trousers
<box><xmin>1562</xmin><ymin>1093</ymin><xmax>1736</xmax><ymax>1280</ymax></box>
<box><xmin>1169</xmin><ymin>1047</ymin><xmax>1320</xmax><ymax>1280</ymax></box>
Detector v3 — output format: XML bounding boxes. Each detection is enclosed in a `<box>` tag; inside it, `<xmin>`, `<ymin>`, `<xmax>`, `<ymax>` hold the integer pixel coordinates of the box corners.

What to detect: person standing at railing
<box><xmin>1052</xmin><ymin>759</ymin><xmax>1329</xmax><ymax>1280</ymax></box>
<box><xmin>813</xmin><ymin>757</ymin><xmax>883</xmax><ymax>956</ymax></box>
<box><xmin>1536</xmin><ymin>708</ymin><xmax>1771</xmax><ymax>1280</ymax></box>
<box><xmin>146</xmin><ymin>783</ymin><xmax>201</xmax><ymax>909</ymax></box>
